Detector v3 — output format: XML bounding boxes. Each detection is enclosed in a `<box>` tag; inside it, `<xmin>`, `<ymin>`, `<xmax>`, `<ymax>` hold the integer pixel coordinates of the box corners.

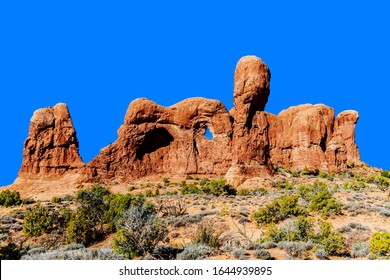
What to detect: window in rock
<box><xmin>136</xmin><ymin>128</ymin><xmax>174</xmax><ymax>160</ymax></box>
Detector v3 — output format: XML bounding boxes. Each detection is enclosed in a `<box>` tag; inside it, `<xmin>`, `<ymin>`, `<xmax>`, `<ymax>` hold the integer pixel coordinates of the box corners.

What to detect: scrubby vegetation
<box><xmin>252</xmin><ymin>195</ymin><xmax>305</xmax><ymax>225</ymax></box>
<box><xmin>369</xmin><ymin>231</ymin><xmax>390</xmax><ymax>259</ymax></box>
<box><xmin>191</xmin><ymin>223</ymin><xmax>222</xmax><ymax>248</ymax></box>
<box><xmin>314</xmin><ymin>221</ymin><xmax>344</xmax><ymax>255</ymax></box>
<box><xmin>298</xmin><ymin>182</ymin><xmax>342</xmax><ymax>218</ymax></box>
<box><xmin>23</xmin><ymin>202</ymin><xmax>54</xmax><ymax>236</ymax></box>
<box><xmin>112</xmin><ymin>203</ymin><xmax>167</xmax><ymax>259</ymax></box>
<box><xmin>180</xmin><ymin>178</ymin><xmax>236</xmax><ymax>196</ymax></box>
<box><xmin>0</xmin><ymin>190</ymin><xmax>21</xmax><ymax>207</ymax></box>
<box><xmin>2</xmin><ymin>167</ymin><xmax>390</xmax><ymax>260</ymax></box>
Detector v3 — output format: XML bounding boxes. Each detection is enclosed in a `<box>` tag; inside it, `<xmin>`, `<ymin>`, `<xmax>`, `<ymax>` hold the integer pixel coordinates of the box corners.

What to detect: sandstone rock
<box><xmin>269</xmin><ymin>104</ymin><xmax>335</xmax><ymax>171</ymax></box>
<box><xmin>19</xmin><ymin>103</ymin><xmax>84</xmax><ymax>177</ymax></box>
<box><xmin>227</xmin><ymin>56</ymin><xmax>272</xmax><ymax>184</ymax></box>
<box><xmin>16</xmin><ymin>55</ymin><xmax>362</xmax><ymax>186</ymax></box>
<box><xmin>326</xmin><ymin>110</ymin><xmax>360</xmax><ymax>172</ymax></box>
<box><xmin>84</xmin><ymin>97</ymin><xmax>233</xmax><ymax>180</ymax></box>
<box><xmin>233</xmin><ymin>56</ymin><xmax>271</xmax><ymax>117</ymax></box>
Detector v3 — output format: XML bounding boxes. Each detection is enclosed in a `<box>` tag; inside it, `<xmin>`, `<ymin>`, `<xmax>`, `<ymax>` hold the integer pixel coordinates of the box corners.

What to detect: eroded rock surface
<box><xmin>84</xmin><ymin>98</ymin><xmax>233</xmax><ymax>180</ymax></box>
<box><xmin>16</xmin><ymin>56</ymin><xmax>361</xmax><ymax>185</ymax></box>
<box><xmin>19</xmin><ymin>103</ymin><xmax>84</xmax><ymax>177</ymax></box>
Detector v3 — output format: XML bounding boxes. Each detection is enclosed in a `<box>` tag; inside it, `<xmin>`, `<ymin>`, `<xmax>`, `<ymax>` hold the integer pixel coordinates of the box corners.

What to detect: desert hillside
<box><xmin>1</xmin><ymin>166</ymin><xmax>390</xmax><ymax>260</ymax></box>
<box><xmin>1</xmin><ymin>56</ymin><xmax>389</xmax><ymax>260</ymax></box>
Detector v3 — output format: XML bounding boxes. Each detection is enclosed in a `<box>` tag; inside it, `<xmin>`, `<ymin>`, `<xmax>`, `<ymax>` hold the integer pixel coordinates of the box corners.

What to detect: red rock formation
<box><xmin>269</xmin><ymin>104</ymin><xmax>335</xmax><ymax>171</ymax></box>
<box><xmin>15</xmin><ymin>55</ymin><xmax>361</xmax><ymax>185</ymax></box>
<box><xmin>84</xmin><ymin>98</ymin><xmax>233</xmax><ymax>180</ymax></box>
<box><xmin>18</xmin><ymin>103</ymin><xmax>84</xmax><ymax>177</ymax></box>
<box><xmin>325</xmin><ymin>110</ymin><xmax>360</xmax><ymax>172</ymax></box>
<box><xmin>227</xmin><ymin>56</ymin><xmax>272</xmax><ymax>184</ymax></box>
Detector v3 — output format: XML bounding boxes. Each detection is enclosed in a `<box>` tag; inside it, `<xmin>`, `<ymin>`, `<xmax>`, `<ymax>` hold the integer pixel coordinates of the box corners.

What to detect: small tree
<box><xmin>23</xmin><ymin>202</ymin><xmax>54</xmax><ymax>236</ymax></box>
<box><xmin>0</xmin><ymin>190</ymin><xmax>21</xmax><ymax>207</ymax></box>
<box><xmin>201</xmin><ymin>179</ymin><xmax>236</xmax><ymax>196</ymax></box>
<box><xmin>112</xmin><ymin>204</ymin><xmax>167</xmax><ymax>259</ymax></box>
<box><xmin>66</xmin><ymin>185</ymin><xmax>111</xmax><ymax>244</ymax></box>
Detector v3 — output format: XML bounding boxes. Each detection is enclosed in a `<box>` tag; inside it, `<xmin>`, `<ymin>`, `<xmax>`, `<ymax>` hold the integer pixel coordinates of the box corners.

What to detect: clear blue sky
<box><xmin>1</xmin><ymin>1</ymin><xmax>389</xmax><ymax>186</ymax></box>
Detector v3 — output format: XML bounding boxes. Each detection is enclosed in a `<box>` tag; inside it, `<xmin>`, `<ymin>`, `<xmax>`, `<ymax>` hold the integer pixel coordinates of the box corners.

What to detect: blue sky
<box><xmin>1</xmin><ymin>1</ymin><xmax>389</xmax><ymax>186</ymax></box>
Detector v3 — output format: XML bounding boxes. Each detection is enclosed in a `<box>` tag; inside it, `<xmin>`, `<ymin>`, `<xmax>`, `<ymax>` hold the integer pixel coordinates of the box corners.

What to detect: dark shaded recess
<box><xmin>136</xmin><ymin>128</ymin><xmax>174</xmax><ymax>160</ymax></box>
<box><xmin>320</xmin><ymin>134</ymin><xmax>327</xmax><ymax>153</ymax></box>
<box><xmin>245</xmin><ymin>103</ymin><xmax>256</xmax><ymax>130</ymax></box>
<box><xmin>244</xmin><ymin>87</ymin><xmax>270</xmax><ymax>130</ymax></box>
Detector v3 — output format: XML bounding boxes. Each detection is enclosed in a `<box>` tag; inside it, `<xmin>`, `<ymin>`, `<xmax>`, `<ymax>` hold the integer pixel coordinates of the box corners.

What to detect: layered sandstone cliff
<box><xmin>16</xmin><ymin>56</ymin><xmax>360</xmax><ymax>185</ymax></box>
<box><xmin>19</xmin><ymin>103</ymin><xmax>84</xmax><ymax>178</ymax></box>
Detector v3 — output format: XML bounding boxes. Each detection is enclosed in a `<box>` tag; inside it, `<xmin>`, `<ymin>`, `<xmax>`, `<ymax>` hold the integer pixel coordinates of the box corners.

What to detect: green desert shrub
<box><xmin>261</xmin><ymin>216</ymin><xmax>314</xmax><ymax>243</ymax></box>
<box><xmin>67</xmin><ymin>186</ymin><xmax>153</xmax><ymax>245</ymax></box>
<box><xmin>66</xmin><ymin>210</ymin><xmax>90</xmax><ymax>244</ymax></box>
<box><xmin>309</xmin><ymin>189</ymin><xmax>342</xmax><ymax>217</ymax></box>
<box><xmin>252</xmin><ymin>195</ymin><xmax>305</xmax><ymax>225</ymax></box>
<box><xmin>366</xmin><ymin>174</ymin><xmax>389</xmax><ymax>191</ymax></box>
<box><xmin>180</xmin><ymin>183</ymin><xmax>202</xmax><ymax>195</ymax></box>
<box><xmin>66</xmin><ymin>185</ymin><xmax>111</xmax><ymax>244</ymax></box>
<box><xmin>238</xmin><ymin>187</ymin><xmax>268</xmax><ymax>197</ymax></box>
<box><xmin>301</xmin><ymin>167</ymin><xmax>319</xmax><ymax>176</ymax></box>
<box><xmin>298</xmin><ymin>182</ymin><xmax>342</xmax><ymax>217</ymax></box>
<box><xmin>112</xmin><ymin>203</ymin><xmax>167</xmax><ymax>259</ymax></box>
<box><xmin>381</xmin><ymin>170</ymin><xmax>390</xmax><ymax>179</ymax></box>
<box><xmin>314</xmin><ymin>221</ymin><xmax>344</xmax><ymax>255</ymax></box>
<box><xmin>0</xmin><ymin>190</ymin><xmax>21</xmax><ymax>207</ymax></box>
<box><xmin>369</xmin><ymin>232</ymin><xmax>390</xmax><ymax>259</ymax></box>
<box><xmin>162</xmin><ymin>177</ymin><xmax>170</xmax><ymax>185</ymax></box>
<box><xmin>51</xmin><ymin>197</ymin><xmax>62</xmax><ymax>203</ymax></box>
<box><xmin>201</xmin><ymin>178</ymin><xmax>236</xmax><ymax>196</ymax></box>
<box><xmin>75</xmin><ymin>185</ymin><xmax>111</xmax><ymax>214</ymax></box>
<box><xmin>319</xmin><ymin>171</ymin><xmax>334</xmax><ymax>181</ymax></box>
<box><xmin>105</xmin><ymin>193</ymin><xmax>150</xmax><ymax>231</ymax></box>
<box><xmin>23</xmin><ymin>202</ymin><xmax>54</xmax><ymax>236</ymax></box>
<box><xmin>238</xmin><ymin>188</ymin><xmax>251</xmax><ymax>196</ymax></box>
<box><xmin>343</xmin><ymin>181</ymin><xmax>370</xmax><ymax>191</ymax></box>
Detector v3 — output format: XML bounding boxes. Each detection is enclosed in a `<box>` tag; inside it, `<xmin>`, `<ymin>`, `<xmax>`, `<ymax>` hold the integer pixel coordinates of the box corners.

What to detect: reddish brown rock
<box><xmin>269</xmin><ymin>104</ymin><xmax>335</xmax><ymax>171</ymax></box>
<box><xmin>84</xmin><ymin>98</ymin><xmax>233</xmax><ymax>180</ymax></box>
<box><xmin>227</xmin><ymin>56</ymin><xmax>272</xmax><ymax>184</ymax></box>
<box><xmin>326</xmin><ymin>110</ymin><xmax>360</xmax><ymax>172</ymax></box>
<box><xmin>19</xmin><ymin>103</ymin><xmax>84</xmax><ymax>177</ymax></box>
<box><xmin>15</xmin><ymin>55</ymin><xmax>362</xmax><ymax>186</ymax></box>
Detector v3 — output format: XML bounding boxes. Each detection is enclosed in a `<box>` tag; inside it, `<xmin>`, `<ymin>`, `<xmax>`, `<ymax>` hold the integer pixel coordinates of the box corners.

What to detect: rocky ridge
<box><xmin>15</xmin><ymin>56</ymin><xmax>360</xmax><ymax>186</ymax></box>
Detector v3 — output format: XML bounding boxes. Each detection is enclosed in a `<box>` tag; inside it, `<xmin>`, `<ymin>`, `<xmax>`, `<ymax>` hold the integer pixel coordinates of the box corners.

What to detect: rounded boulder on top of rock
<box><xmin>232</xmin><ymin>55</ymin><xmax>271</xmax><ymax>121</ymax></box>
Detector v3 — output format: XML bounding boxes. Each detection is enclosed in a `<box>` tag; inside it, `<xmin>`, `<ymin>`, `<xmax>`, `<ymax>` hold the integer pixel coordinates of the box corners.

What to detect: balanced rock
<box><xmin>227</xmin><ymin>56</ymin><xmax>272</xmax><ymax>184</ymax></box>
